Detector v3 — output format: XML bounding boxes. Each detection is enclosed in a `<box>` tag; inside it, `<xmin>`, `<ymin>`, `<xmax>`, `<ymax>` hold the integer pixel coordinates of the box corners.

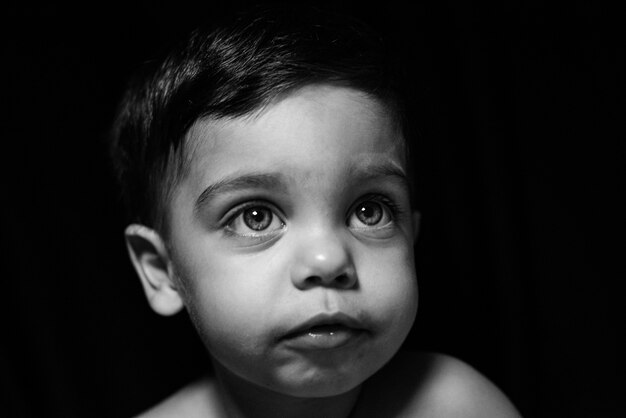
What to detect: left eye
<box><xmin>348</xmin><ymin>201</ymin><xmax>393</xmax><ymax>228</ymax></box>
<box><xmin>226</xmin><ymin>205</ymin><xmax>285</xmax><ymax>235</ymax></box>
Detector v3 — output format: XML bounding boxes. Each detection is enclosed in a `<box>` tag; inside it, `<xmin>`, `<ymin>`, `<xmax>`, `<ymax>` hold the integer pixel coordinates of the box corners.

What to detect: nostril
<box><xmin>335</xmin><ymin>273</ymin><xmax>350</xmax><ymax>286</ymax></box>
<box><xmin>304</xmin><ymin>275</ymin><xmax>324</xmax><ymax>286</ymax></box>
<box><xmin>302</xmin><ymin>273</ymin><xmax>355</xmax><ymax>288</ymax></box>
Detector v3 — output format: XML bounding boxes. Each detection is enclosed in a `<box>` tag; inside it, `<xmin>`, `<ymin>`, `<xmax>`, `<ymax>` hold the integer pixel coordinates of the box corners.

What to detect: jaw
<box><xmin>210</xmin><ymin>357</ymin><xmax>363</xmax><ymax>418</ymax></box>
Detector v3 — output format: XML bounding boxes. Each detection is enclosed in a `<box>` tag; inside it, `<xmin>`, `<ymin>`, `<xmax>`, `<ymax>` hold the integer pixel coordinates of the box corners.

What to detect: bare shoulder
<box><xmin>412</xmin><ymin>352</ymin><xmax>522</xmax><ymax>417</ymax></box>
<box><xmin>134</xmin><ymin>376</ymin><xmax>224</xmax><ymax>418</ymax></box>
<box><xmin>355</xmin><ymin>351</ymin><xmax>522</xmax><ymax>418</ymax></box>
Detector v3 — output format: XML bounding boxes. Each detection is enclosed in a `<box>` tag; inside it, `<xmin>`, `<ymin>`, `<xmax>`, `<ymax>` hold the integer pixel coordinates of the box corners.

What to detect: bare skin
<box><xmin>136</xmin><ymin>351</ymin><xmax>522</xmax><ymax>418</ymax></box>
<box><xmin>128</xmin><ymin>86</ymin><xmax>522</xmax><ymax>418</ymax></box>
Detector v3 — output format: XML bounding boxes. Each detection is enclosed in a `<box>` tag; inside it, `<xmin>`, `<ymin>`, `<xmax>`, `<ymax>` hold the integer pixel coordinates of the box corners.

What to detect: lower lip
<box><xmin>281</xmin><ymin>325</ymin><xmax>367</xmax><ymax>350</ymax></box>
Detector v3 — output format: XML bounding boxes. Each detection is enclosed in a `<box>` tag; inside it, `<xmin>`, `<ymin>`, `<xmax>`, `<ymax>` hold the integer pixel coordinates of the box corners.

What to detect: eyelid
<box><xmin>221</xmin><ymin>200</ymin><xmax>287</xmax><ymax>242</ymax></box>
<box><xmin>221</xmin><ymin>199</ymin><xmax>285</xmax><ymax>226</ymax></box>
<box><xmin>348</xmin><ymin>193</ymin><xmax>402</xmax><ymax>221</ymax></box>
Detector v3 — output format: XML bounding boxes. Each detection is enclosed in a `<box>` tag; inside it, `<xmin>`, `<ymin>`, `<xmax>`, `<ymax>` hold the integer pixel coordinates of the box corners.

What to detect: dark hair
<box><xmin>109</xmin><ymin>5</ymin><xmax>409</xmax><ymax>236</ymax></box>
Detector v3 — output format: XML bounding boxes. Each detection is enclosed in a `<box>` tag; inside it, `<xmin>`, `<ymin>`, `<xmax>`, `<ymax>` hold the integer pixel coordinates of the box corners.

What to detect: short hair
<box><xmin>109</xmin><ymin>5</ymin><xmax>410</xmax><ymax>236</ymax></box>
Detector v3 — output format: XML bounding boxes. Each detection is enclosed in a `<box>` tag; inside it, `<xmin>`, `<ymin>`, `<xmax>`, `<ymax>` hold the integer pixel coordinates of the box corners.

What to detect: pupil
<box><xmin>357</xmin><ymin>202</ymin><xmax>382</xmax><ymax>225</ymax></box>
<box><xmin>244</xmin><ymin>207</ymin><xmax>272</xmax><ymax>230</ymax></box>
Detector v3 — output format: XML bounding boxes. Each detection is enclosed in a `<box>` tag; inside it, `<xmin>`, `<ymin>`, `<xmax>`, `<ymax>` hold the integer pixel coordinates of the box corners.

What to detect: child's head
<box><xmin>111</xmin><ymin>6</ymin><xmax>418</xmax><ymax>399</ymax></box>
<box><xmin>110</xmin><ymin>6</ymin><xmax>410</xmax><ymax>237</ymax></box>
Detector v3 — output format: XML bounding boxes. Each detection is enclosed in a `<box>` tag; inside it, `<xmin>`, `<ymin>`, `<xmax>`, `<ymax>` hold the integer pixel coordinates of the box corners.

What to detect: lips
<box><xmin>279</xmin><ymin>312</ymin><xmax>369</xmax><ymax>350</ymax></box>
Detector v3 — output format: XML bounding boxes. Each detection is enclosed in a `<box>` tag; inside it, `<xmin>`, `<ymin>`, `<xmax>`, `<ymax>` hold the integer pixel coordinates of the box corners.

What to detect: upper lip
<box><xmin>281</xmin><ymin>312</ymin><xmax>367</xmax><ymax>339</ymax></box>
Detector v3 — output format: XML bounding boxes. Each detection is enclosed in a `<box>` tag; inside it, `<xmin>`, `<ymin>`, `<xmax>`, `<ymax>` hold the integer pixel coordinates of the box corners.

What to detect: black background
<box><xmin>3</xmin><ymin>1</ymin><xmax>623</xmax><ymax>417</ymax></box>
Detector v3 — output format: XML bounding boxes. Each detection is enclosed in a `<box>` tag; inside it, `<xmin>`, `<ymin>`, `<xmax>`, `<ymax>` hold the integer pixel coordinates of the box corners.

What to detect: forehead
<box><xmin>181</xmin><ymin>85</ymin><xmax>405</xmax><ymax>196</ymax></box>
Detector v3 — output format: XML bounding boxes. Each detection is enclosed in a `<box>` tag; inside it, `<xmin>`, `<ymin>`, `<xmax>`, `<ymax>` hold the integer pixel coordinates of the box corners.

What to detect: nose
<box><xmin>290</xmin><ymin>227</ymin><xmax>358</xmax><ymax>290</ymax></box>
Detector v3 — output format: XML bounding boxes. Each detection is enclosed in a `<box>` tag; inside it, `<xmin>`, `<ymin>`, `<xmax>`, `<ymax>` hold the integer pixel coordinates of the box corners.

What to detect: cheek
<box><xmin>356</xmin><ymin>243</ymin><xmax>418</xmax><ymax>330</ymax></box>
<box><xmin>174</xmin><ymin>249</ymin><xmax>298</xmax><ymax>389</ymax></box>
<box><xmin>174</xmin><ymin>250</ymin><xmax>275</xmax><ymax>354</ymax></box>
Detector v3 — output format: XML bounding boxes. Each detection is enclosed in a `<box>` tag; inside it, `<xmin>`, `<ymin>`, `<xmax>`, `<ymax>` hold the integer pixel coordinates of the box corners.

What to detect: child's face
<box><xmin>168</xmin><ymin>85</ymin><xmax>418</xmax><ymax>397</ymax></box>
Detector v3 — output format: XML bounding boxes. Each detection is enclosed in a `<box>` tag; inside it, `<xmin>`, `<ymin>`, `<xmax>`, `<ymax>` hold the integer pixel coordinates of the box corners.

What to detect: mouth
<box><xmin>280</xmin><ymin>313</ymin><xmax>369</xmax><ymax>350</ymax></box>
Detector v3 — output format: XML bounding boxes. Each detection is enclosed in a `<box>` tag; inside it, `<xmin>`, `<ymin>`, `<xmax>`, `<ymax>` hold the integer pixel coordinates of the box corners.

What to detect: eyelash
<box><xmin>221</xmin><ymin>193</ymin><xmax>401</xmax><ymax>234</ymax></box>
<box><xmin>222</xmin><ymin>200</ymin><xmax>286</xmax><ymax>236</ymax></box>
<box><xmin>349</xmin><ymin>194</ymin><xmax>403</xmax><ymax>225</ymax></box>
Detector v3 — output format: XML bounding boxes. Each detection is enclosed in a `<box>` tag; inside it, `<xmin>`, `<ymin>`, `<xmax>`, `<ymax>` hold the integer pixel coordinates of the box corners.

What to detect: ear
<box><xmin>412</xmin><ymin>211</ymin><xmax>421</xmax><ymax>241</ymax></box>
<box><xmin>124</xmin><ymin>224</ymin><xmax>184</xmax><ymax>316</ymax></box>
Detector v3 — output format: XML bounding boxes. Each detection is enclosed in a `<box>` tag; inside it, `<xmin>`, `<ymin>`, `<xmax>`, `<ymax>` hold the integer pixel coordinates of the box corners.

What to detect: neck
<box><xmin>212</xmin><ymin>362</ymin><xmax>361</xmax><ymax>418</ymax></box>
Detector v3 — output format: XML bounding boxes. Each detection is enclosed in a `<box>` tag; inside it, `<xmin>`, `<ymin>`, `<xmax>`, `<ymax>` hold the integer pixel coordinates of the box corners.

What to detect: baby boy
<box><xmin>110</xmin><ymin>6</ymin><xmax>521</xmax><ymax>418</ymax></box>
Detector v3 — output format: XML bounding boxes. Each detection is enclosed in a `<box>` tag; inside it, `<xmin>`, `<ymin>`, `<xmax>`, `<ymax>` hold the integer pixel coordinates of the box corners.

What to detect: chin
<box><xmin>272</xmin><ymin>367</ymin><xmax>370</xmax><ymax>398</ymax></box>
<box><xmin>281</xmin><ymin>381</ymin><xmax>361</xmax><ymax>398</ymax></box>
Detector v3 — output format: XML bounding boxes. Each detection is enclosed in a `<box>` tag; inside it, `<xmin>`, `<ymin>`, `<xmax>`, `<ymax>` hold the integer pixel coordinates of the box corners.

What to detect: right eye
<box><xmin>225</xmin><ymin>204</ymin><xmax>285</xmax><ymax>237</ymax></box>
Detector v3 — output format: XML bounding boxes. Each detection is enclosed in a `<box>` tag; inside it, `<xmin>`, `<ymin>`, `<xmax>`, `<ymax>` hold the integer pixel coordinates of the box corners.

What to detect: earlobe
<box><xmin>124</xmin><ymin>224</ymin><xmax>184</xmax><ymax>316</ymax></box>
<box><xmin>412</xmin><ymin>211</ymin><xmax>421</xmax><ymax>241</ymax></box>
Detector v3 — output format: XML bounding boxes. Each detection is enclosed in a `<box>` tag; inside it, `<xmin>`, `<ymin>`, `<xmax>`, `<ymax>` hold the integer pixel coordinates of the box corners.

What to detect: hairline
<box><xmin>155</xmin><ymin>82</ymin><xmax>408</xmax><ymax>240</ymax></box>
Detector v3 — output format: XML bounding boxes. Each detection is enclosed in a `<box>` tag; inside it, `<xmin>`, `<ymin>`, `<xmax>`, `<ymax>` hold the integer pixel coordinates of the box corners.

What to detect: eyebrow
<box><xmin>193</xmin><ymin>162</ymin><xmax>408</xmax><ymax>214</ymax></box>
<box><xmin>194</xmin><ymin>172</ymin><xmax>286</xmax><ymax>214</ymax></box>
<box><xmin>347</xmin><ymin>161</ymin><xmax>409</xmax><ymax>186</ymax></box>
